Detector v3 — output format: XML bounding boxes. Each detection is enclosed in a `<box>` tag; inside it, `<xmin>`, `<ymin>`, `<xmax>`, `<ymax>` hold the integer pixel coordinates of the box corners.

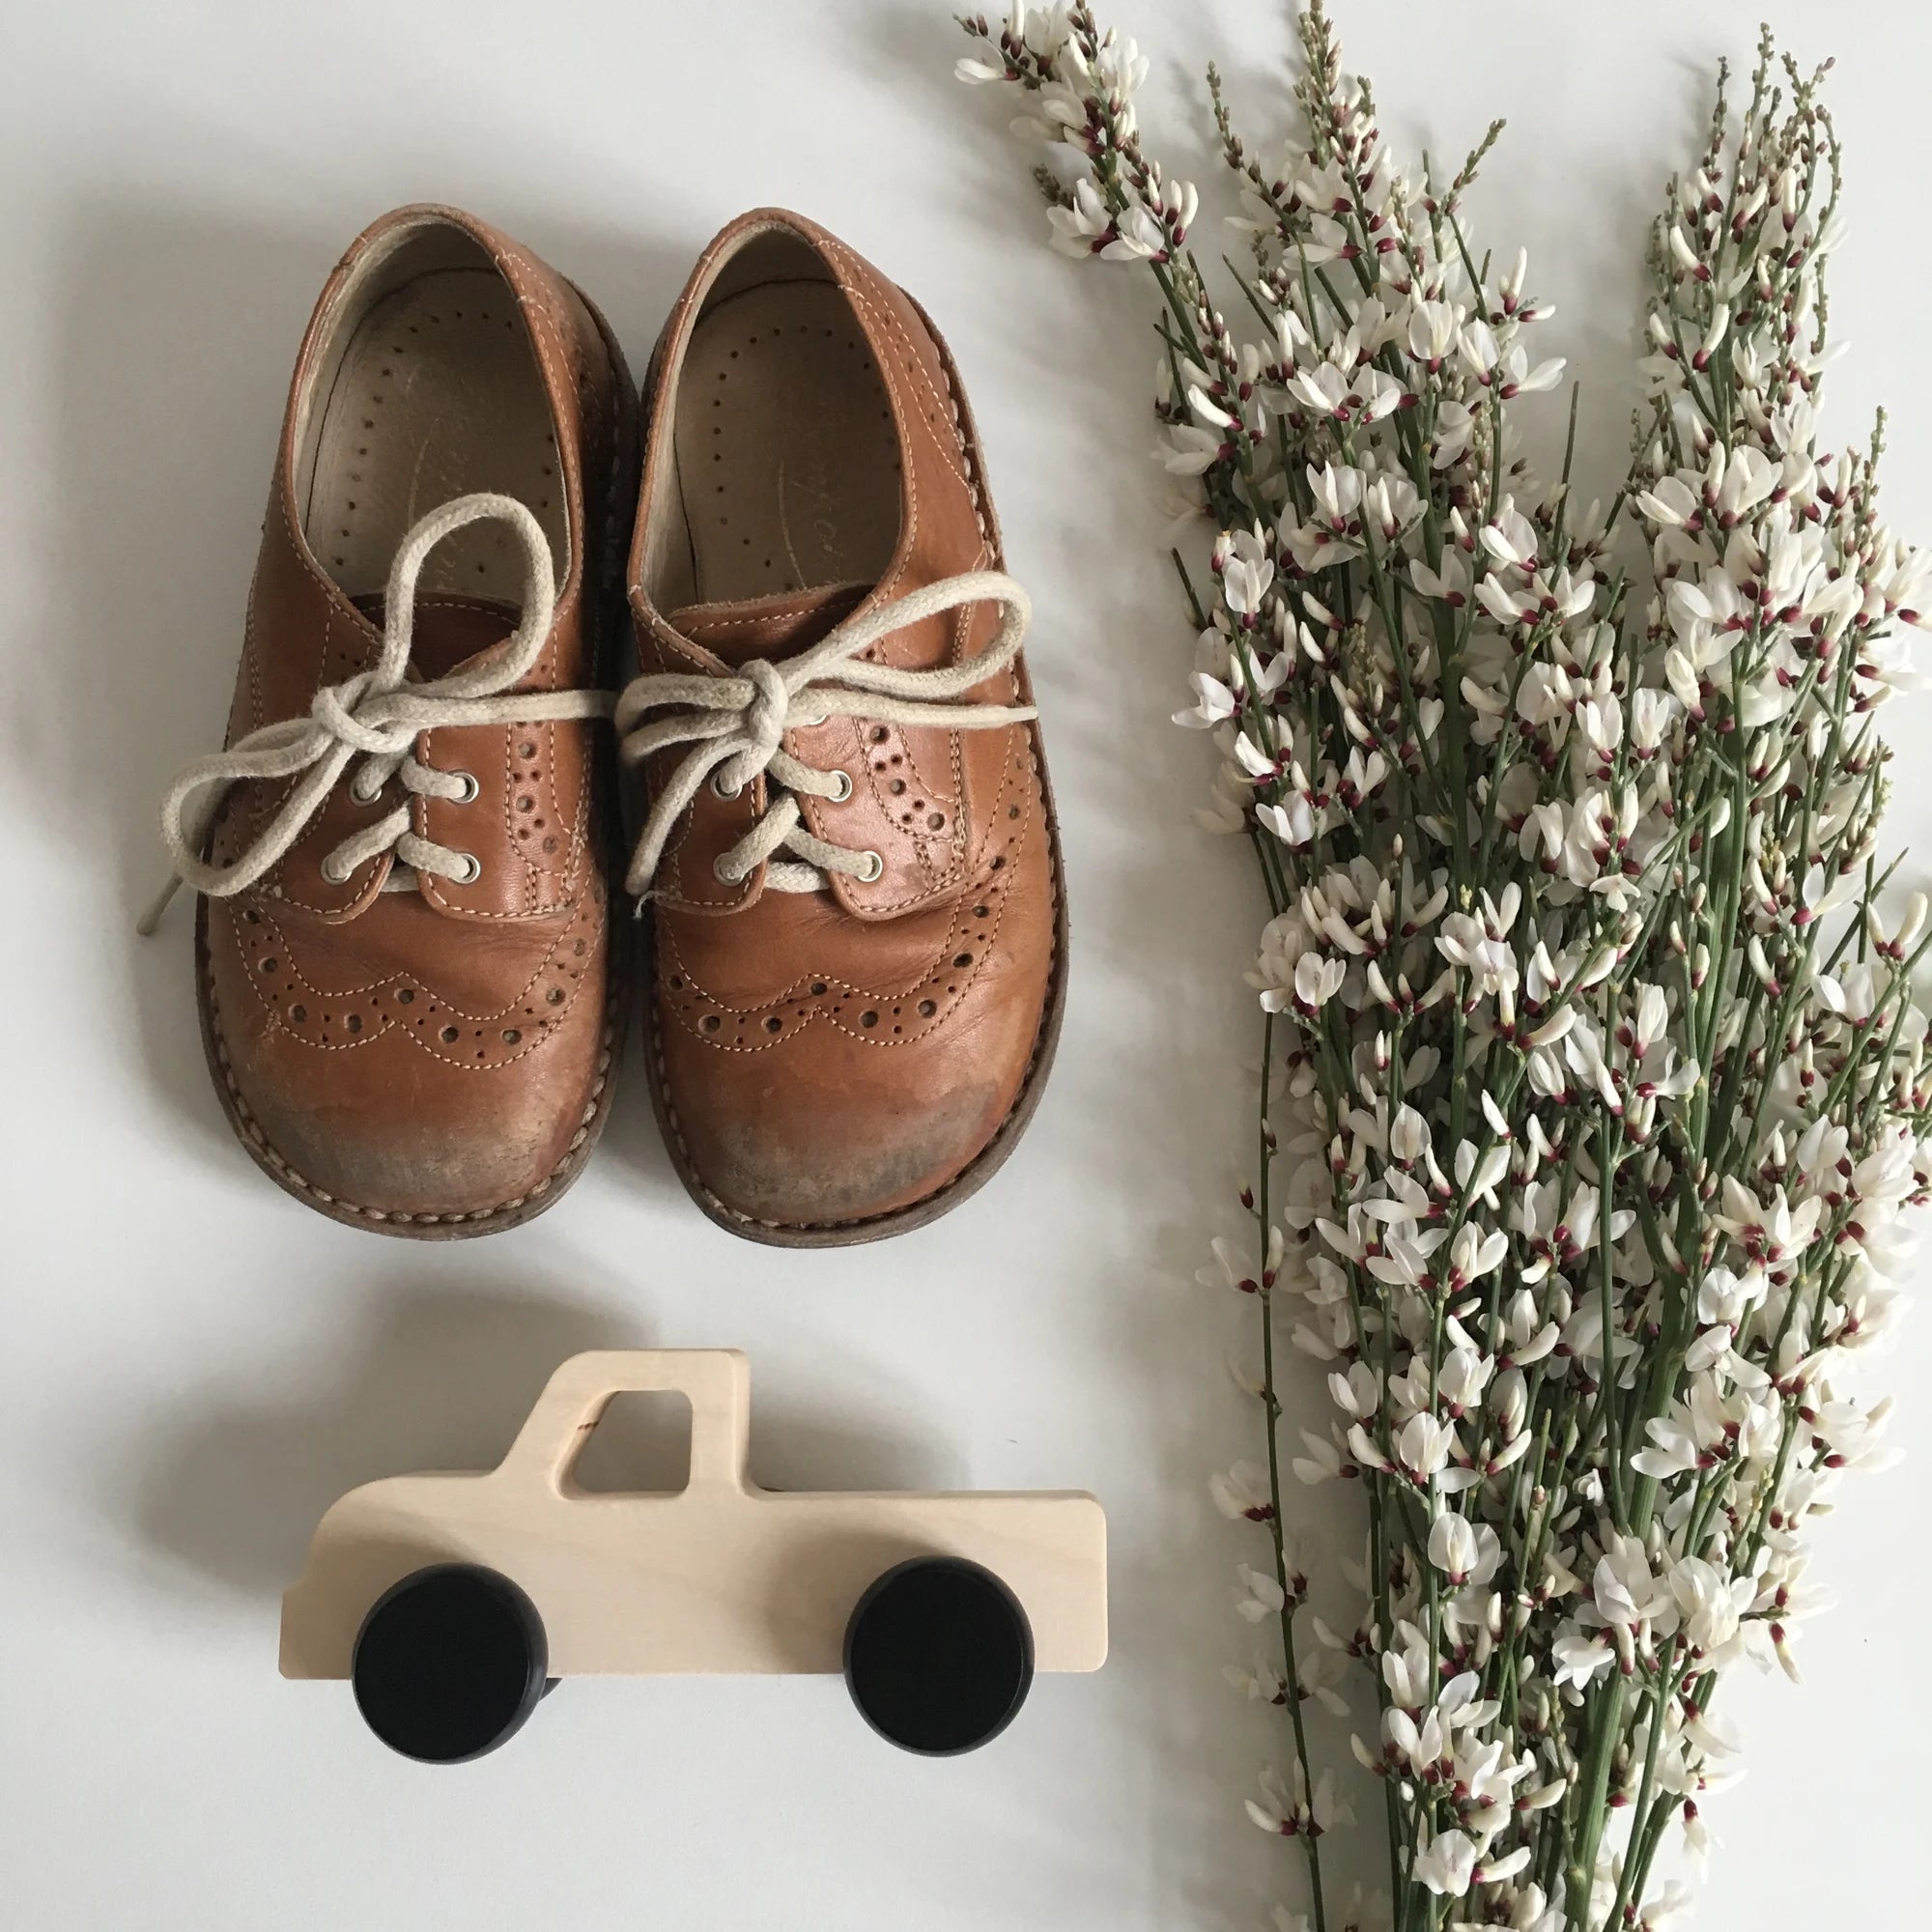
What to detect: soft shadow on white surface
<box><xmin>126</xmin><ymin>1279</ymin><xmax>652</xmax><ymax>1598</ymax></box>
<box><xmin>115</xmin><ymin>1275</ymin><xmax>981</xmax><ymax>1607</ymax></box>
<box><xmin>121</xmin><ymin>1273</ymin><xmax>967</xmax><ymax>1602</ymax></box>
<box><xmin>35</xmin><ymin>199</ymin><xmax>346</xmax><ymax>1164</ymax></box>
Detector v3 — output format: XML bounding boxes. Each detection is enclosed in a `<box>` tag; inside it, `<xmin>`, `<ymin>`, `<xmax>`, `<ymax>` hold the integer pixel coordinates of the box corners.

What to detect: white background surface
<box><xmin>2</xmin><ymin>3</ymin><xmax>1925</xmax><ymax>1926</ymax></box>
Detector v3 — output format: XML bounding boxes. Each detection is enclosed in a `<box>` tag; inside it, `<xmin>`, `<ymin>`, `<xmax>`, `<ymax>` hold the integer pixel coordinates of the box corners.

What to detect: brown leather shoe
<box><xmin>145</xmin><ymin>206</ymin><xmax>637</xmax><ymax>1236</ymax></box>
<box><xmin>618</xmin><ymin>210</ymin><xmax>1065</xmax><ymax>1246</ymax></box>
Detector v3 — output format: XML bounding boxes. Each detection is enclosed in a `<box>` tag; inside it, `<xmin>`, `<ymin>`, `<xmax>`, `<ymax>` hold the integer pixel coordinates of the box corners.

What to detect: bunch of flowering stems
<box><xmin>957</xmin><ymin>6</ymin><xmax>1930</xmax><ymax>1927</ymax></box>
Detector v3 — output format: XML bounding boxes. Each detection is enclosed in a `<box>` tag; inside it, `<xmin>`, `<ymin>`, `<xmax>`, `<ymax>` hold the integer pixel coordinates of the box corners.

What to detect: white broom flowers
<box><xmin>958</xmin><ymin>5</ymin><xmax>1927</xmax><ymax>1929</ymax></box>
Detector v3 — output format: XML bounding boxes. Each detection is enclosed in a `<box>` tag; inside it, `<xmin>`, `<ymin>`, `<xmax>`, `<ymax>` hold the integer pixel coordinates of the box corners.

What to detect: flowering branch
<box><xmin>956</xmin><ymin>8</ymin><xmax>1928</xmax><ymax>1929</ymax></box>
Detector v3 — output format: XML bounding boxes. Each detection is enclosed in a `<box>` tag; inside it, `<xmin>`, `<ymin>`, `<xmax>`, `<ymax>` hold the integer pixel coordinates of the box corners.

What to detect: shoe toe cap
<box><xmin>654</xmin><ymin>965</ymin><xmax>1051</xmax><ymax>1237</ymax></box>
<box><xmin>202</xmin><ymin>901</ymin><xmax>614</xmax><ymax>1227</ymax></box>
<box><xmin>668</xmin><ymin>1070</ymin><xmax>1009</xmax><ymax>1234</ymax></box>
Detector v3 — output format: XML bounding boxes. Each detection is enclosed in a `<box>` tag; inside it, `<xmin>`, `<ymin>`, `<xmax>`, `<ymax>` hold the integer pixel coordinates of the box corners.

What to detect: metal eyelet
<box><xmin>712</xmin><ymin>772</ymin><xmax>744</xmax><ymax>801</ymax></box>
<box><xmin>451</xmin><ymin>854</ymin><xmax>482</xmax><ymax>885</ymax></box>
<box><xmin>828</xmin><ymin>770</ymin><xmax>854</xmax><ymax>803</ymax></box>
<box><xmin>319</xmin><ymin>857</ymin><xmax>351</xmax><ymax>885</ymax></box>
<box><xmin>858</xmin><ymin>850</ymin><xmax>885</xmax><ymax>883</ymax></box>
<box><xmin>349</xmin><ymin>773</ymin><xmax>382</xmax><ymax>806</ymax></box>
<box><xmin>451</xmin><ymin>771</ymin><xmax>480</xmax><ymax>804</ymax></box>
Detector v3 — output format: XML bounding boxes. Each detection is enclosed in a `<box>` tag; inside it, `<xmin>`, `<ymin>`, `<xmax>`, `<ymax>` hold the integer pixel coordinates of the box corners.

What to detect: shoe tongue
<box><xmin>669</xmin><ymin>582</ymin><xmax>870</xmax><ymax>668</ymax></box>
<box><xmin>351</xmin><ymin>592</ymin><xmax>520</xmax><ymax>677</ymax></box>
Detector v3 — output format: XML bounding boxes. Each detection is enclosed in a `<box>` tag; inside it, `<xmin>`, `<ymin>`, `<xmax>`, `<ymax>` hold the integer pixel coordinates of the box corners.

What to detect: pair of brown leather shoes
<box><xmin>147</xmin><ymin>205</ymin><xmax>1064</xmax><ymax>1246</ymax></box>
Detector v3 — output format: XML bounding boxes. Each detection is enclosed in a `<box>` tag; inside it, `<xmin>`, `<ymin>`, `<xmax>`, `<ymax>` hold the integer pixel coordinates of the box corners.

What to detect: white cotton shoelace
<box><xmin>615</xmin><ymin>570</ymin><xmax>1037</xmax><ymax>898</ymax></box>
<box><xmin>138</xmin><ymin>494</ymin><xmax>613</xmax><ymax>935</ymax></box>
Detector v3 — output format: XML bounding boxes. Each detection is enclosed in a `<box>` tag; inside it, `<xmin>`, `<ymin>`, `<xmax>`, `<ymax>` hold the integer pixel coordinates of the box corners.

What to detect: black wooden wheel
<box><xmin>843</xmin><ymin>1555</ymin><xmax>1034</xmax><ymax>1755</ymax></box>
<box><xmin>352</xmin><ymin>1563</ymin><xmax>550</xmax><ymax>1763</ymax></box>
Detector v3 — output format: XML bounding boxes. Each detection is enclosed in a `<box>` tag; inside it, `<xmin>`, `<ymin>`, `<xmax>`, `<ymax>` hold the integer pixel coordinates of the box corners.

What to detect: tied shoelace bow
<box><xmin>138</xmin><ymin>494</ymin><xmax>613</xmax><ymax>935</ymax></box>
<box><xmin>616</xmin><ymin>570</ymin><xmax>1036</xmax><ymax>897</ymax></box>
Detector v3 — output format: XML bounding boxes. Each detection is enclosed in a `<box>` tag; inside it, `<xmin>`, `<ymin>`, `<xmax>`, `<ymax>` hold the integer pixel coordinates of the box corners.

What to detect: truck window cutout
<box><xmin>570</xmin><ymin>1390</ymin><xmax>693</xmax><ymax>1494</ymax></box>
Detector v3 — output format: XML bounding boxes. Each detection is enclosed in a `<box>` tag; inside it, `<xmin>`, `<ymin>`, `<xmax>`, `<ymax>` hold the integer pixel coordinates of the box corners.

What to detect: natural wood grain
<box><xmin>280</xmin><ymin>1350</ymin><xmax>1108</xmax><ymax>1679</ymax></box>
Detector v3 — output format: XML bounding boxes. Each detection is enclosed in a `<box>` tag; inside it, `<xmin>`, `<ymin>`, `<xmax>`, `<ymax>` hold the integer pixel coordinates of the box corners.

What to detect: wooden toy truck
<box><xmin>281</xmin><ymin>1350</ymin><xmax>1108</xmax><ymax>1760</ymax></box>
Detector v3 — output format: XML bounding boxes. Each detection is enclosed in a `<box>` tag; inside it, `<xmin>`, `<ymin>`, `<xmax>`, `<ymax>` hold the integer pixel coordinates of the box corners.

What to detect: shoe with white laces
<box><xmin>619</xmin><ymin>210</ymin><xmax>1065</xmax><ymax>1245</ymax></box>
<box><xmin>146</xmin><ymin>205</ymin><xmax>636</xmax><ymax>1235</ymax></box>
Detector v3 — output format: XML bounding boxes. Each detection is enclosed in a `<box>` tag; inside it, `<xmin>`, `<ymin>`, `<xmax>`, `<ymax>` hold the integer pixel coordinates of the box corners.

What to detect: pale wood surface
<box><xmin>280</xmin><ymin>1350</ymin><xmax>1109</xmax><ymax>1679</ymax></box>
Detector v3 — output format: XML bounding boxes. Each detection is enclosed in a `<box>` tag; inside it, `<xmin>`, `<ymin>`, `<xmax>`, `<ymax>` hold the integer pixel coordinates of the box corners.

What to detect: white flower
<box><xmin>1226</xmin><ymin>1656</ymin><xmax>1289</xmax><ymax>1704</ymax></box>
<box><xmin>1327</xmin><ymin>1359</ymin><xmax>1380</xmax><ymax>1420</ymax></box>
<box><xmin>1234</xmin><ymin>1562</ymin><xmax>1286</xmax><ymax>1624</ymax></box>
<box><xmin>1427</xmin><ymin>1510</ymin><xmax>1500</xmax><ymax>1586</ymax></box>
<box><xmin>1414</xmin><ymin>1830</ymin><xmax>1478</xmax><ymax>1897</ymax></box>
<box><xmin>1480</xmin><ymin>500</ymin><xmax>1540</xmax><ymax>569</ymax></box>
<box><xmin>1292</xmin><ymin>952</ymin><xmax>1347</xmax><ymax>1012</ymax></box>
<box><xmin>1496</xmin><ymin>345</ymin><xmax>1565</xmax><ymax>396</ymax></box>
<box><xmin>1406</xmin><ymin>298</ymin><xmax>1463</xmax><ymax>367</ymax></box>
<box><xmin>1291</xmin><ymin>1428</ymin><xmax>1351</xmax><ymax>1485</ymax></box>
<box><xmin>1380</xmin><ymin>1621</ymin><xmax>1432</xmax><ymax>1709</ymax></box>
<box><xmin>1410</xmin><ymin>552</ymin><xmax>1471</xmax><ymax>607</ymax></box>
<box><xmin>1173</xmin><ymin>670</ymin><xmax>1238</xmax><ymax>727</ymax></box>
<box><xmin>1195</xmin><ymin>1226</ymin><xmax>1283</xmax><ymax>1295</ymax></box>
<box><xmin>1160</xmin><ymin>423</ymin><xmax>1228</xmax><ymax>475</ymax></box>
<box><xmin>964</xmin><ymin>18</ymin><xmax>1927</xmax><ymax>1915</ymax></box>
<box><xmin>1636</xmin><ymin>474</ymin><xmax>1701</xmax><ymax>529</ymax></box>
<box><xmin>1436</xmin><ymin>912</ymin><xmax>1520</xmax><ymax>998</ymax></box>
<box><xmin>1209</xmin><ymin>1461</ymin><xmax>1276</xmax><ymax>1522</ymax></box>
<box><xmin>1045</xmin><ymin>177</ymin><xmax>1114</xmax><ymax>256</ymax></box>
<box><xmin>1243</xmin><ymin>1760</ymin><xmax>1350</xmax><ymax>1837</ymax></box>
<box><xmin>1393</xmin><ymin>1411</ymin><xmax>1479</xmax><ymax>1492</ymax></box>
<box><xmin>1286</xmin><ymin>360</ymin><xmax>1406</xmax><ymax>425</ymax></box>
<box><xmin>1592</xmin><ymin>1532</ymin><xmax>1676</xmax><ymax>1632</ymax></box>
<box><xmin>1223</xmin><ymin>551</ymin><xmax>1275</xmax><ymax>618</ymax></box>
<box><xmin>1258</xmin><ymin>792</ymin><xmax>1318</xmax><ymax>847</ymax></box>
<box><xmin>1638</xmin><ymin>1881</ymin><xmax>1695</xmax><ymax>1930</ymax></box>
<box><xmin>1106</xmin><ymin>202</ymin><xmax>1170</xmax><ymax>262</ymax></box>
<box><xmin>1552</xmin><ymin>1623</ymin><xmax>1615</xmax><ymax>1688</ymax></box>
<box><xmin>1668</xmin><ymin>1556</ymin><xmax>1754</xmax><ymax>1665</ymax></box>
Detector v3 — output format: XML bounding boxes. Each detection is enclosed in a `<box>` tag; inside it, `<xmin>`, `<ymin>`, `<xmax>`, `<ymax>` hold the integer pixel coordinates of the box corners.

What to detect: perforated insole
<box><xmin>305</xmin><ymin>269</ymin><xmax>564</xmax><ymax>609</ymax></box>
<box><xmin>672</xmin><ymin>282</ymin><xmax>901</xmax><ymax>604</ymax></box>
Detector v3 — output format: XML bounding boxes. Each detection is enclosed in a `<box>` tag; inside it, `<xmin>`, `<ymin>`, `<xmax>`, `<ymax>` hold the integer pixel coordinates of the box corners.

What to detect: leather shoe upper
<box><xmin>176</xmin><ymin>205</ymin><xmax>635</xmax><ymax>1231</ymax></box>
<box><xmin>622</xmin><ymin>210</ymin><xmax>1064</xmax><ymax>1241</ymax></box>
